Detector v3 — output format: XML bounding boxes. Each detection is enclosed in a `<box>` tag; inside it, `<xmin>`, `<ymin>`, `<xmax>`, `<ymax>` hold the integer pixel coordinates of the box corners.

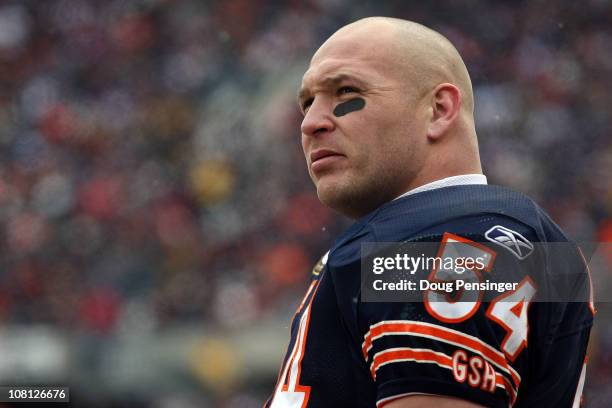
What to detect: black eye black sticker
<box><xmin>333</xmin><ymin>98</ymin><xmax>365</xmax><ymax>117</ymax></box>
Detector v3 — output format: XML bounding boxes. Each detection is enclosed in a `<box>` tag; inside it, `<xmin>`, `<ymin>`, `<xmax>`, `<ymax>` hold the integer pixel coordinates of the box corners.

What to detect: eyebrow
<box><xmin>297</xmin><ymin>73</ymin><xmax>367</xmax><ymax>104</ymax></box>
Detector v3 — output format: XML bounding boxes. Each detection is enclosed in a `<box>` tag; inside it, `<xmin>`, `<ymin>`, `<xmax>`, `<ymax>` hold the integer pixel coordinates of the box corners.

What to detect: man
<box><xmin>266</xmin><ymin>17</ymin><xmax>593</xmax><ymax>407</ymax></box>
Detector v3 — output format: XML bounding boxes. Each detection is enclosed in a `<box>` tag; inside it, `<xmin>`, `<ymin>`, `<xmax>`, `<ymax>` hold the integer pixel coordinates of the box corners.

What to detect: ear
<box><xmin>427</xmin><ymin>83</ymin><xmax>462</xmax><ymax>141</ymax></box>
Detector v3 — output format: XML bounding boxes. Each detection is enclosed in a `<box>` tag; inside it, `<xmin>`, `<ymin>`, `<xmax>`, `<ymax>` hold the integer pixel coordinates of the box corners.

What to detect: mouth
<box><xmin>310</xmin><ymin>149</ymin><xmax>343</xmax><ymax>164</ymax></box>
<box><xmin>309</xmin><ymin>149</ymin><xmax>345</xmax><ymax>175</ymax></box>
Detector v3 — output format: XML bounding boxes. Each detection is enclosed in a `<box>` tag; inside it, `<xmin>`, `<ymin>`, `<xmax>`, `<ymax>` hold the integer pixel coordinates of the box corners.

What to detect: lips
<box><xmin>309</xmin><ymin>149</ymin><xmax>345</xmax><ymax>175</ymax></box>
<box><xmin>310</xmin><ymin>149</ymin><xmax>343</xmax><ymax>164</ymax></box>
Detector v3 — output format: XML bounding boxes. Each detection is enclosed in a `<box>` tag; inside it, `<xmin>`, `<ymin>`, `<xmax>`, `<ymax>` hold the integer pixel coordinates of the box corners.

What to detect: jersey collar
<box><xmin>394</xmin><ymin>174</ymin><xmax>488</xmax><ymax>201</ymax></box>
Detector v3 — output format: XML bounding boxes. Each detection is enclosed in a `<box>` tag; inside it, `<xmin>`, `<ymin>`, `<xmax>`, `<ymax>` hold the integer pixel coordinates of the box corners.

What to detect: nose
<box><xmin>300</xmin><ymin>98</ymin><xmax>335</xmax><ymax>137</ymax></box>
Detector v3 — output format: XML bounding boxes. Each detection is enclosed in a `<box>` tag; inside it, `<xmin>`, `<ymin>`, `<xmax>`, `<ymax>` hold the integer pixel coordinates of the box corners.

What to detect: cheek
<box><xmin>354</xmin><ymin>119</ymin><xmax>406</xmax><ymax>170</ymax></box>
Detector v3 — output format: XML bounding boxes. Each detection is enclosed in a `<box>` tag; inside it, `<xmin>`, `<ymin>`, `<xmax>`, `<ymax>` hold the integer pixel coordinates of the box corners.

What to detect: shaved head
<box><xmin>313</xmin><ymin>17</ymin><xmax>474</xmax><ymax>114</ymax></box>
<box><xmin>300</xmin><ymin>17</ymin><xmax>481</xmax><ymax>218</ymax></box>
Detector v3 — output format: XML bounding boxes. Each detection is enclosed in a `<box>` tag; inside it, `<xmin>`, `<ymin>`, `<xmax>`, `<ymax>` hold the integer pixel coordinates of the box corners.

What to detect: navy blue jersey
<box><xmin>265</xmin><ymin>185</ymin><xmax>594</xmax><ymax>408</ymax></box>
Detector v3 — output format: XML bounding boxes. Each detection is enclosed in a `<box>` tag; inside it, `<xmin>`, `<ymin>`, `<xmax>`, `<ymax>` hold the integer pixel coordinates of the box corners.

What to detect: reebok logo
<box><xmin>485</xmin><ymin>225</ymin><xmax>534</xmax><ymax>260</ymax></box>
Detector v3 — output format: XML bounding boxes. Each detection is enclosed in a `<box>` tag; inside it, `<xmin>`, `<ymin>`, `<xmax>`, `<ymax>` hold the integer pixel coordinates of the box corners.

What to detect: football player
<box><xmin>266</xmin><ymin>17</ymin><xmax>593</xmax><ymax>408</ymax></box>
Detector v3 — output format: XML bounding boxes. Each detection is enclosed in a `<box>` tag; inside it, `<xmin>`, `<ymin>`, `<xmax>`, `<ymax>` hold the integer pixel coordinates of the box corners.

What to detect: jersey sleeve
<box><xmin>354</xmin><ymin>218</ymin><xmax>593</xmax><ymax>408</ymax></box>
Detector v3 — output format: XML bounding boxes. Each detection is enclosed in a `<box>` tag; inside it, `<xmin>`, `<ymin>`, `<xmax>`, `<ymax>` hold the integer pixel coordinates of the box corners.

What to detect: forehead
<box><xmin>300</xmin><ymin>35</ymin><xmax>398</xmax><ymax>96</ymax></box>
<box><xmin>301</xmin><ymin>59</ymin><xmax>375</xmax><ymax>90</ymax></box>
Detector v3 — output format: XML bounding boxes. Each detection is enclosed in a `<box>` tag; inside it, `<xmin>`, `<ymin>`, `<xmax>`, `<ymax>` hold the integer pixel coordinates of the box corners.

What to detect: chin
<box><xmin>314</xmin><ymin>180</ymin><xmax>338</xmax><ymax>206</ymax></box>
<box><xmin>315</xmin><ymin>179</ymin><xmax>374</xmax><ymax>219</ymax></box>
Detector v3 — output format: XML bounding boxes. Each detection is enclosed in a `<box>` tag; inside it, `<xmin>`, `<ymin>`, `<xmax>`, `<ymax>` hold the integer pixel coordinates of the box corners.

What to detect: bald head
<box><xmin>300</xmin><ymin>17</ymin><xmax>482</xmax><ymax>218</ymax></box>
<box><xmin>313</xmin><ymin>17</ymin><xmax>474</xmax><ymax>114</ymax></box>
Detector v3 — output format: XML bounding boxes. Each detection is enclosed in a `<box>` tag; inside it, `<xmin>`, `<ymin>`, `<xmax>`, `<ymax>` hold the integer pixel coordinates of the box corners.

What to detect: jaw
<box><xmin>314</xmin><ymin>160</ymin><xmax>420</xmax><ymax>219</ymax></box>
<box><xmin>314</xmin><ymin>172</ymin><xmax>381</xmax><ymax>219</ymax></box>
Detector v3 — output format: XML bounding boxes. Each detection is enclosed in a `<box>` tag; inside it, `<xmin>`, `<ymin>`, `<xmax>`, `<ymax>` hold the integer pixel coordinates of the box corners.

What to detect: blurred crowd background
<box><xmin>0</xmin><ymin>0</ymin><xmax>611</xmax><ymax>406</ymax></box>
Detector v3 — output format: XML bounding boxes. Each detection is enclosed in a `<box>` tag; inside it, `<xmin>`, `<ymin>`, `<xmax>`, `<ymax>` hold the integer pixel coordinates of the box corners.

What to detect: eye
<box><xmin>338</xmin><ymin>86</ymin><xmax>359</xmax><ymax>95</ymax></box>
<box><xmin>302</xmin><ymin>97</ymin><xmax>314</xmax><ymax>112</ymax></box>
